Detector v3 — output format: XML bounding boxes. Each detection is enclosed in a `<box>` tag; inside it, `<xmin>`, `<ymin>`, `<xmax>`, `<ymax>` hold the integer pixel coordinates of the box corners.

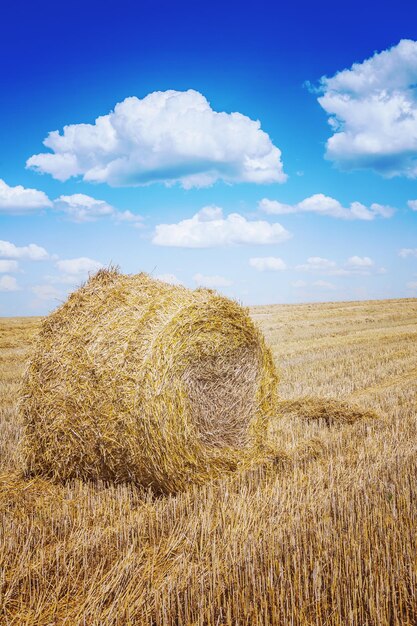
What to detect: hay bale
<box><xmin>21</xmin><ymin>269</ymin><xmax>278</xmax><ymax>493</ymax></box>
<box><xmin>276</xmin><ymin>397</ymin><xmax>379</xmax><ymax>426</ymax></box>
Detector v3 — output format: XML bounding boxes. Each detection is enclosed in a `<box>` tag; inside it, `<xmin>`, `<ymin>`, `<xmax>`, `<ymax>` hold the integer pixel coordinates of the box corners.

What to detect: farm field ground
<box><xmin>1</xmin><ymin>298</ymin><xmax>417</xmax><ymax>625</ymax></box>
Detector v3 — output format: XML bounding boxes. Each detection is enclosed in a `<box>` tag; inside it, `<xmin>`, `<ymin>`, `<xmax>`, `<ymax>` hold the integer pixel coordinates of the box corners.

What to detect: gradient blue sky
<box><xmin>1</xmin><ymin>0</ymin><xmax>417</xmax><ymax>315</ymax></box>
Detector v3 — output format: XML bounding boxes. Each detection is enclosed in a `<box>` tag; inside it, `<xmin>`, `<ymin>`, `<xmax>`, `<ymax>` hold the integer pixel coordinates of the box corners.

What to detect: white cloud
<box><xmin>312</xmin><ymin>280</ymin><xmax>336</xmax><ymax>290</ymax></box>
<box><xmin>408</xmin><ymin>200</ymin><xmax>417</xmax><ymax>211</ymax></box>
<box><xmin>0</xmin><ymin>260</ymin><xmax>19</xmax><ymax>273</ymax></box>
<box><xmin>249</xmin><ymin>256</ymin><xmax>287</xmax><ymax>271</ymax></box>
<box><xmin>193</xmin><ymin>273</ymin><xmax>232</xmax><ymax>288</ymax></box>
<box><xmin>155</xmin><ymin>273</ymin><xmax>183</xmax><ymax>285</ymax></box>
<box><xmin>0</xmin><ymin>179</ymin><xmax>52</xmax><ymax>214</ymax></box>
<box><xmin>56</xmin><ymin>257</ymin><xmax>103</xmax><ymax>275</ymax></box>
<box><xmin>296</xmin><ymin>257</ymin><xmax>337</xmax><ymax>272</ymax></box>
<box><xmin>27</xmin><ymin>89</ymin><xmax>287</xmax><ymax>188</ymax></box>
<box><xmin>258</xmin><ymin>198</ymin><xmax>298</xmax><ymax>216</ymax></box>
<box><xmin>54</xmin><ymin>194</ymin><xmax>115</xmax><ymax>222</ymax></box>
<box><xmin>259</xmin><ymin>194</ymin><xmax>394</xmax><ymax>220</ymax></box>
<box><xmin>44</xmin><ymin>274</ymin><xmax>81</xmax><ymax>286</ymax></box>
<box><xmin>292</xmin><ymin>280</ymin><xmax>307</xmax><ymax>288</ymax></box>
<box><xmin>296</xmin><ymin>256</ymin><xmax>378</xmax><ymax>276</ymax></box>
<box><xmin>346</xmin><ymin>256</ymin><xmax>374</xmax><ymax>267</ymax></box>
<box><xmin>31</xmin><ymin>284</ymin><xmax>61</xmax><ymax>300</ymax></box>
<box><xmin>113</xmin><ymin>209</ymin><xmax>143</xmax><ymax>227</ymax></box>
<box><xmin>316</xmin><ymin>39</ymin><xmax>417</xmax><ymax>177</ymax></box>
<box><xmin>0</xmin><ymin>275</ymin><xmax>19</xmax><ymax>291</ymax></box>
<box><xmin>0</xmin><ymin>240</ymin><xmax>49</xmax><ymax>260</ymax></box>
<box><xmin>53</xmin><ymin>193</ymin><xmax>143</xmax><ymax>225</ymax></box>
<box><xmin>153</xmin><ymin>206</ymin><xmax>291</xmax><ymax>248</ymax></box>
<box><xmin>406</xmin><ymin>281</ymin><xmax>417</xmax><ymax>290</ymax></box>
<box><xmin>399</xmin><ymin>248</ymin><xmax>417</xmax><ymax>258</ymax></box>
<box><xmin>45</xmin><ymin>258</ymin><xmax>104</xmax><ymax>289</ymax></box>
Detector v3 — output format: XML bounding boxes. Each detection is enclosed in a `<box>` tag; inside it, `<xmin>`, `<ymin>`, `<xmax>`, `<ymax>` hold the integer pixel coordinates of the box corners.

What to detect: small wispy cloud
<box><xmin>399</xmin><ymin>248</ymin><xmax>417</xmax><ymax>258</ymax></box>
<box><xmin>0</xmin><ymin>260</ymin><xmax>19</xmax><ymax>273</ymax></box>
<box><xmin>249</xmin><ymin>257</ymin><xmax>287</xmax><ymax>271</ymax></box>
<box><xmin>56</xmin><ymin>257</ymin><xmax>103</xmax><ymax>275</ymax></box>
<box><xmin>155</xmin><ymin>274</ymin><xmax>183</xmax><ymax>286</ymax></box>
<box><xmin>0</xmin><ymin>275</ymin><xmax>19</xmax><ymax>291</ymax></box>
<box><xmin>292</xmin><ymin>280</ymin><xmax>307</xmax><ymax>288</ymax></box>
<box><xmin>31</xmin><ymin>284</ymin><xmax>61</xmax><ymax>301</ymax></box>
<box><xmin>193</xmin><ymin>273</ymin><xmax>232</xmax><ymax>288</ymax></box>
<box><xmin>312</xmin><ymin>280</ymin><xmax>336</xmax><ymax>290</ymax></box>
<box><xmin>346</xmin><ymin>256</ymin><xmax>374</xmax><ymax>268</ymax></box>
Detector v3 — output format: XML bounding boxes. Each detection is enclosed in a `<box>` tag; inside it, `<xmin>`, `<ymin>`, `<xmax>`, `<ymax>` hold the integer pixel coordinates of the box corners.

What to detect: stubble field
<box><xmin>0</xmin><ymin>298</ymin><xmax>416</xmax><ymax>625</ymax></box>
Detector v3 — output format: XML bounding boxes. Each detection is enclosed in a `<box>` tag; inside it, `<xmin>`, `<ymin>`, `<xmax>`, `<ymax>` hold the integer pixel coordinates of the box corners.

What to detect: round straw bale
<box><xmin>20</xmin><ymin>269</ymin><xmax>278</xmax><ymax>493</ymax></box>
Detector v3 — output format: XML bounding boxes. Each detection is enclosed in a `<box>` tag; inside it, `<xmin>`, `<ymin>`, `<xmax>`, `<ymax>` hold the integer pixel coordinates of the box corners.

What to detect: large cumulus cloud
<box><xmin>316</xmin><ymin>39</ymin><xmax>417</xmax><ymax>177</ymax></box>
<box><xmin>27</xmin><ymin>90</ymin><xmax>287</xmax><ymax>188</ymax></box>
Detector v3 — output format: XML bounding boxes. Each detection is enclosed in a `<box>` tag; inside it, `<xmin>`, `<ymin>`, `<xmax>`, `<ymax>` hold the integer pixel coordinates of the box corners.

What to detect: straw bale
<box><xmin>20</xmin><ymin>269</ymin><xmax>278</xmax><ymax>493</ymax></box>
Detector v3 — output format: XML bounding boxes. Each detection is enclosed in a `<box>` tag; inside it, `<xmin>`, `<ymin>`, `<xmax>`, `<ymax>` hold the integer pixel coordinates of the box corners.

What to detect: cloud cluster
<box><xmin>27</xmin><ymin>90</ymin><xmax>286</xmax><ymax>188</ymax></box>
<box><xmin>0</xmin><ymin>179</ymin><xmax>52</xmax><ymax>214</ymax></box>
<box><xmin>259</xmin><ymin>194</ymin><xmax>394</xmax><ymax>220</ymax></box>
<box><xmin>0</xmin><ymin>240</ymin><xmax>49</xmax><ymax>260</ymax></box>
<box><xmin>249</xmin><ymin>256</ymin><xmax>286</xmax><ymax>271</ymax></box>
<box><xmin>316</xmin><ymin>39</ymin><xmax>417</xmax><ymax>177</ymax></box>
<box><xmin>153</xmin><ymin>206</ymin><xmax>291</xmax><ymax>248</ymax></box>
<box><xmin>296</xmin><ymin>255</ymin><xmax>380</xmax><ymax>276</ymax></box>
<box><xmin>407</xmin><ymin>200</ymin><xmax>417</xmax><ymax>211</ymax></box>
<box><xmin>0</xmin><ymin>180</ymin><xmax>143</xmax><ymax>226</ymax></box>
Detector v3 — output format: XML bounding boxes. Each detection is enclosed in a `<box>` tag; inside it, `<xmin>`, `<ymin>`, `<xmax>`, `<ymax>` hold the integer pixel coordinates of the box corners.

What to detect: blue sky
<box><xmin>1</xmin><ymin>0</ymin><xmax>417</xmax><ymax>315</ymax></box>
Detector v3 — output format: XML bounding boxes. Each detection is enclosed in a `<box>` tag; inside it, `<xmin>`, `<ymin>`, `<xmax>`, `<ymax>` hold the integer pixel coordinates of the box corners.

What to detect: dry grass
<box><xmin>275</xmin><ymin>396</ymin><xmax>380</xmax><ymax>426</ymax></box>
<box><xmin>1</xmin><ymin>297</ymin><xmax>416</xmax><ymax>625</ymax></box>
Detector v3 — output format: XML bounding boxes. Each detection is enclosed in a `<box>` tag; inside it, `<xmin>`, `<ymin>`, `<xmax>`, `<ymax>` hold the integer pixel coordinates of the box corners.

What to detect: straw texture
<box><xmin>276</xmin><ymin>397</ymin><xmax>379</xmax><ymax>426</ymax></box>
<box><xmin>21</xmin><ymin>269</ymin><xmax>278</xmax><ymax>493</ymax></box>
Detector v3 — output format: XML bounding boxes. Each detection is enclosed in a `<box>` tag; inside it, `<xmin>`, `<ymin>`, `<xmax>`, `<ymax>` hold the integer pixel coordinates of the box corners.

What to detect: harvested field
<box><xmin>1</xmin><ymin>297</ymin><xmax>417</xmax><ymax>625</ymax></box>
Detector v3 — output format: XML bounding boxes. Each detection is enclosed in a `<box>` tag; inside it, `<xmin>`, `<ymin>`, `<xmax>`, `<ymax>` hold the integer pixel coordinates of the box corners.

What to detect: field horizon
<box><xmin>2</xmin><ymin>294</ymin><xmax>417</xmax><ymax>322</ymax></box>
